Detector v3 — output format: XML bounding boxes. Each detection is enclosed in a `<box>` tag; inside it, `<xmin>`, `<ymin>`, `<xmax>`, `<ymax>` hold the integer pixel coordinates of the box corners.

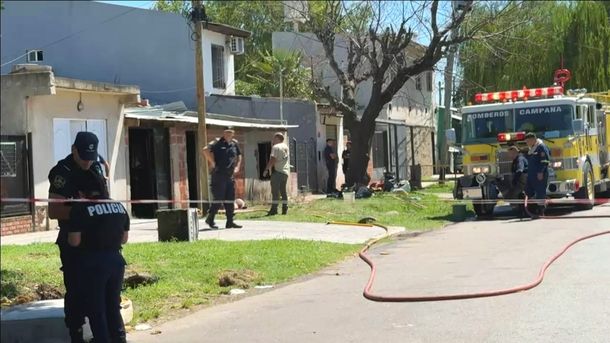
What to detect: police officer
<box><xmin>525</xmin><ymin>132</ymin><xmax>550</xmax><ymax>216</ymax></box>
<box><xmin>48</xmin><ymin>131</ymin><xmax>107</xmax><ymax>343</ymax></box>
<box><xmin>203</xmin><ymin>128</ymin><xmax>243</xmax><ymax>229</ymax></box>
<box><xmin>66</xmin><ymin>191</ymin><xmax>129</xmax><ymax>343</ymax></box>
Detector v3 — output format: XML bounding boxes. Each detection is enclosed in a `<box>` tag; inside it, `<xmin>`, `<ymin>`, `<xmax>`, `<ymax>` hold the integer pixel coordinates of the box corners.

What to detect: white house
<box><xmin>272</xmin><ymin>32</ymin><xmax>437</xmax><ymax>181</ymax></box>
<box><xmin>0</xmin><ymin>64</ymin><xmax>140</xmax><ymax>234</ymax></box>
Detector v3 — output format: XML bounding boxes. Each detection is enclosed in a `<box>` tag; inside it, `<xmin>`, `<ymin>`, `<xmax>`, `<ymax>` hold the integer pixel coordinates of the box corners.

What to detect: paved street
<box><xmin>0</xmin><ymin>218</ymin><xmax>403</xmax><ymax>246</ymax></box>
<box><xmin>130</xmin><ymin>203</ymin><xmax>610</xmax><ymax>343</ymax></box>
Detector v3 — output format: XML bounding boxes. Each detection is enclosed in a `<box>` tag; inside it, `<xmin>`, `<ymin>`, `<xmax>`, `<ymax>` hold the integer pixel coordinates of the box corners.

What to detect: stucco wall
<box><xmin>0</xmin><ymin>72</ymin><xmax>54</xmax><ymax>135</ymax></box>
<box><xmin>28</xmin><ymin>89</ymin><xmax>129</xmax><ymax>212</ymax></box>
<box><xmin>1</xmin><ymin>1</ymin><xmax>235</xmax><ymax>108</ymax></box>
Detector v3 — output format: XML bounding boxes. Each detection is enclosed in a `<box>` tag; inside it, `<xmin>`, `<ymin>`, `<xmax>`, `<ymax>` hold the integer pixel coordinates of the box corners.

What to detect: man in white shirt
<box><xmin>264</xmin><ymin>132</ymin><xmax>291</xmax><ymax>215</ymax></box>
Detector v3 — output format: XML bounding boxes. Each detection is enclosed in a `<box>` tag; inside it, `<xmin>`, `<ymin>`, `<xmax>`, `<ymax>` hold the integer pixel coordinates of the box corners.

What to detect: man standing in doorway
<box><xmin>203</xmin><ymin>128</ymin><xmax>243</xmax><ymax>229</ymax></box>
<box><xmin>324</xmin><ymin>139</ymin><xmax>338</xmax><ymax>193</ymax></box>
<box><xmin>48</xmin><ymin>131</ymin><xmax>107</xmax><ymax>343</ymax></box>
<box><xmin>264</xmin><ymin>132</ymin><xmax>290</xmax><ymax>215</ymax></box>
<box><xmin>525</xmin><ymin>132</ymin><xmax>550</xmax><ymax>217</ymax></box>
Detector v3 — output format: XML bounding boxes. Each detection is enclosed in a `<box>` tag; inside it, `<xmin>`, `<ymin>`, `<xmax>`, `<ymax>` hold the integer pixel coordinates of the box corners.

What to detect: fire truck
<box><xmin>450</xmin><ymin>83</ymin><xmax>610</xmax><ymax>216</ymax></box>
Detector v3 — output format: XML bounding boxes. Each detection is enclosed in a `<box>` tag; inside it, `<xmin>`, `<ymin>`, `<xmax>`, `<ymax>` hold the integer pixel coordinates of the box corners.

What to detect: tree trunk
<box><xmin>345</xmin><ymin>121</ymin><xmax>376</xmax><ymax>188</ymax></box>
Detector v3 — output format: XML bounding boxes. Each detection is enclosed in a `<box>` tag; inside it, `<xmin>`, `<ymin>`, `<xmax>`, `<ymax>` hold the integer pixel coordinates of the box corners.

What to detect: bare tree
<box><xmin>302</xmin><ymin>0</ymin><xmax>520</xmax><ymax>186</ymax></box>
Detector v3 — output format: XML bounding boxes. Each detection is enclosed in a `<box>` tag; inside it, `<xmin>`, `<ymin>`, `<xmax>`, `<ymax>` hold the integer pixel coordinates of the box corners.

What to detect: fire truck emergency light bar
<box><xmin>474</xmin><ymin>86</ymin><xmax>564</xmax><ymax>103</ymax></box>
<box><xmin>497</xmin><ymin>131</ymin><xmax>526</xmax><ymax>142</ymax></box>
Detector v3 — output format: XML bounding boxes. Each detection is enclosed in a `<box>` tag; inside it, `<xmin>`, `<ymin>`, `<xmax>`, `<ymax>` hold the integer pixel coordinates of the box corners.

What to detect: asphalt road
<box><xmin>130</xmin><ymin>204</ymin><xmax>610</xmax><ymax>343</ymax></box>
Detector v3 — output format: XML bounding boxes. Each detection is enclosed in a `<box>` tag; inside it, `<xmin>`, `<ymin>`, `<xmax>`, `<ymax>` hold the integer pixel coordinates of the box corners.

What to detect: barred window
<box><xmin>211</xmin><ymin>45</ymin><xmax>226</xmax><ymax>89</ymax></box>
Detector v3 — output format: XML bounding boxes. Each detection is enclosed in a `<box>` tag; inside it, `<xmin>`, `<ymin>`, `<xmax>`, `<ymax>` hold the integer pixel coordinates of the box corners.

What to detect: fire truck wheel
<box><xmin>575</xmin><ymin>162</ymin><xmax>594</xmax><ymax>210</ymax></box>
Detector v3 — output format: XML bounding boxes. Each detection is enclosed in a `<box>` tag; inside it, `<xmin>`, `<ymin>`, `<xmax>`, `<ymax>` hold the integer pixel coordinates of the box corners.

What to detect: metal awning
<box><xmin>124</xmin><ymin>112</ymin><xmax>298</xmax><ymax>129</ymax></box>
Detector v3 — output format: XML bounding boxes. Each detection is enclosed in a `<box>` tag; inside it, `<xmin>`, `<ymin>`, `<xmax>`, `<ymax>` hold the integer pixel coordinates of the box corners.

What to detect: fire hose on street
<box><xmin>330</xmin><ymin>210</ymin><xmax>610</xmax><ymax>303</ymax></box>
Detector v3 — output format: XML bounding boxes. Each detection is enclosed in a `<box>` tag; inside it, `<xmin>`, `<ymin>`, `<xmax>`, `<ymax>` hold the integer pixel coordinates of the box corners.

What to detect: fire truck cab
<box><xmin>451</xmin><ymin>86</ymin><xmax>610</xmax><ymax>217</ymax></box>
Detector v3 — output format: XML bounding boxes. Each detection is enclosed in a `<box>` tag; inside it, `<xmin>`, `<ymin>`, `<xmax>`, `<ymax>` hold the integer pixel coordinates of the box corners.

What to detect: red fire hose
<box><xmin>353</xmin><ymin>218</ymin><xmax>609</xmax><ymax>302</ymax></box>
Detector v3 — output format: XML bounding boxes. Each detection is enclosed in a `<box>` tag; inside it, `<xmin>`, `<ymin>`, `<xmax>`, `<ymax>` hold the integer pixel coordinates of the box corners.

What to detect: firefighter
<box><xmin>203</xmin><ymin>128</ymin><xmax>243</xmax><ymax>229</ymax></box>
<box><xmin>524</xmin><ymin>132</ymin><xmax>550</xmax><ymax>216</ymax></box>
<box><xmin>500</xmin><ymin>146</ymin><xmax>528</xmax><ymax>216</ymax></box>
<box><xmin>66</xmin><ymin>190</ymin><xmax>129</xmax><ymax>343</ymax></box>
<box><xmin>48</xmin><ymin>131</ymin><xmax>107</xmax><ymax>343</ymax></box>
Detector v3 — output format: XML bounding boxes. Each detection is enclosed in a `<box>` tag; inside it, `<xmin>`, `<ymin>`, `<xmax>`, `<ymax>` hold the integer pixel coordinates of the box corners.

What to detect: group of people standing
<box><xmin>324</xmin><ymin>139</ymin><xmax>352</xmax><ymax>193</ymax></box>
<box><xmin>502</xmin><ymin>132</ymin><xmax>551</xmax><ymax>217</ymax></box>
<box><xmin>202</xmin><ymin>128</ymin><xmax>292</xmax><ymax>229</ymax></box>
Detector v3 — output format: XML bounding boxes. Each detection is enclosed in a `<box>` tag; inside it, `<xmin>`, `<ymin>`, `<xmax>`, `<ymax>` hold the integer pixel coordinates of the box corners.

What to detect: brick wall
<box><xmin>1</xmin><ymin>215</ymin><xmax>33</xmax><ymax>236</ymax></box>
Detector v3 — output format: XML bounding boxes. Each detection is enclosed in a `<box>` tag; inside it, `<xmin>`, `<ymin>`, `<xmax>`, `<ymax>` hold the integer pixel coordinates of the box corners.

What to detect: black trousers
<box><xmin>208</xmin><ymin>172</ymin><xmax>236</xmax><ymax>223</ymax></box>
<box><xmin>80</xmin><ymin>252</ymin><xmax>127</xmax><ymax>343</ymax></box>
<box><xmin>59</xmin><ymin>246</ymin><xmax>85</xmax><ymax>331</ymax></box>
<box><xmin>270</xmin><ymin>171</ymin><xmax>288</xmax><ymax>213</ymax></box>
<box><xmin>327</xmin><ymin>165</ymin><xmax>337</xmax><ymax>193</ymax></box>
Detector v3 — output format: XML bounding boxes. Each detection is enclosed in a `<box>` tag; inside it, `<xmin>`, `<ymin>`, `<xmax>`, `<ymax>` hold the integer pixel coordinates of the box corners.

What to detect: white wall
<box><xmin>28</xmin><ymin>90</ymin><xmax>129</xmax><ymax>203</ymax></box>
<box><xmin>202</xmin><ymin>30</ymin><xmax>236</xmax><ymax>96</ymax></box>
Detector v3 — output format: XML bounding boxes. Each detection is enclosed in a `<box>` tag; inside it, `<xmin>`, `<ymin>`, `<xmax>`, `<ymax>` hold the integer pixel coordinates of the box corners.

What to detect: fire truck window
<box><xmin>515</xmin><ymin>105</ymin><xmax>573</xmax><ymax>136</ymax></box>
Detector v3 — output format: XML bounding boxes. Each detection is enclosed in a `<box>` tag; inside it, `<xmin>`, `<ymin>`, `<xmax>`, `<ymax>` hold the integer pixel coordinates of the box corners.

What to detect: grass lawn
<box><xmin>421</xmin><ymin>181</ymin><xmax>455</xmax><ymax>193</ymax></box>
<box><xmin>239</xmin><ymin>191</ymin><xmax>456</xmax><ymax>230</ymax></box>
<box><xmin>1</xmin><ymin>240</ymin><xmax>359</xmax><ymax>324</ymax></box>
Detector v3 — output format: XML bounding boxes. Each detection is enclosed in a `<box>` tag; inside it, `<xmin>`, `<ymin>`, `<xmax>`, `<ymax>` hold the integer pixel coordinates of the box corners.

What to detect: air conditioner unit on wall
<box><xmin>228</xmin><ymin>36</ymin><xmax>245</xmax><ymax>55</ymax></box>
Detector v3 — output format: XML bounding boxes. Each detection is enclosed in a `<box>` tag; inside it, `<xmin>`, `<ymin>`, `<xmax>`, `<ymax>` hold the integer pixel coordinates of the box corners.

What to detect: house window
<box><xmin>416</xmin><ymin>75</ymin><xmax>422</xmax><ymax>91</ymax></box>
<box><xmin>1</xmin><ymin>135</ymin><xmax>32</xmax><ymax>217</ymax></box>
<box><xmin>53</xmin><ymin>119</ymin><xmax>108</xmax><ymax>163</ymax></box>
<box><xmin>26</xmin><ymin>50</ymin><xmax>43</xmax><ymax>63</ymax></box>
<box><xmin>426</xmin><ymin>71</ymin><xmax>433</xmax><ymax>92</ymax></box>
<box><xmin>212</xmin><ymin>45</ymin><xmax>226</xmax><ymax>89</ymax></box>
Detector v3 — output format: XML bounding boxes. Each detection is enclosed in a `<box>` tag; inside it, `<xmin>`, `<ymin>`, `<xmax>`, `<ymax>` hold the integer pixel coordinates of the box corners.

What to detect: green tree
<box><xmin>563</xmin><ymin>1</ymin><xmax>610</xmax><ymax>91</ymax></box>
<box><xmin>238</xmin><ymin>49</ymin><xmax>312</xmax><ymax>99</ymax></box>
<box><xmin>307</xmin><ymin>0</ymin><xmax>514</xmax><ymax>185</ymax></box>
<box><xmin>458</xmin><ymin>0</ymin><xmax>610</xmax><ymax>103</ymax></box>
<box><xmin>152</xmin><ymin>0</ymin><xmax>190</xmax><ymax>16</ymax></box>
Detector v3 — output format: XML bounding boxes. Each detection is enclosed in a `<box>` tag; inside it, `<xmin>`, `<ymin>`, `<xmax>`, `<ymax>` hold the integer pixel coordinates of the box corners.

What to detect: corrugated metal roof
<box><xmin>124</xmin><ymin>107</ymin><xmax>298</xmax><ymax>129</ymax></box>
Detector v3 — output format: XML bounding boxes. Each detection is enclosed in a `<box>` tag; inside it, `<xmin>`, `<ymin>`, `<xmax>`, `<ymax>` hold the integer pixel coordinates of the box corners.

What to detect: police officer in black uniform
<box><xmin>66</xmin><ymin>191</ymin><xmax>129</xmax><ymax>343</ymax></box>
<box><xmin>203</xmin><ymin>128</ymin><xmax>243</xmax><ymax>229</ymax></box>
<box><xmin>48</xmin><ymin>131</ymin><xmax>107</xmax><ymax>342</ymax></box>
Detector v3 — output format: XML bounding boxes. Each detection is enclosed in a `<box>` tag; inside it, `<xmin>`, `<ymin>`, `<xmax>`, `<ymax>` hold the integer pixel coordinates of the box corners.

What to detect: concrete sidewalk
<box><xmin>0</xmin><ymin>219</ymin><xmax>404</xmax><ymax>246</ymax></box>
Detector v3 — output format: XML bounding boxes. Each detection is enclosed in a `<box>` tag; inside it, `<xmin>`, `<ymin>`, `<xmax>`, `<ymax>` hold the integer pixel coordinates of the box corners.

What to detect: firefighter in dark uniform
<box><xmin>500</xmin><ymin>146</ymin><xmax>528</xmax><ymax>216</ymax></box>
<box><xmin>203</xmin><ymin>128</ymin><xmax>243</xmax><ymax>229</ymax></box>
<box><xmin>66</xmin><ymin>191</ymin><xmax>129</xmax><ymax>343</ymax></box>
<box><xmin>525</xmin><ymin>132</ymin><xmax>550</xmax><ymax>216</ymax></box>
<box><xmin>48</xmin><ymin>131</ymin><xmax>107</xmax><ymax>343</ymax></box>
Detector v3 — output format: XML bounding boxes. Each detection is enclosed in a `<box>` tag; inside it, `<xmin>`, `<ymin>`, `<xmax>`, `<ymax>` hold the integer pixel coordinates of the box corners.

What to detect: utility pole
<box><xmin>440</xmin><ymin>1</ymin><xmax>459</xmax><ymax>183</ymax></box>
<box><xmin>436</xmin><ymin>81</ymin><xmax>444</xmax><ymax>176</ymax></box>
<box><xmin>191</xmin><ymin>0</ymin><xmax>210</xmax><ymax>213</ymax></box>
<box><xmin>279</xmin><ymin>67</ymin><xmax>284</xmax><ymax>124</ymax></box>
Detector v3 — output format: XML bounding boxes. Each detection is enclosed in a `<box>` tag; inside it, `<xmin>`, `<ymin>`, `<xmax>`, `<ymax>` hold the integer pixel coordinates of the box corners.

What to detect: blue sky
<box><xmin>98</xmin><ymin>1</ymin><xmax>154</xmax><ymax>9</ymax></box>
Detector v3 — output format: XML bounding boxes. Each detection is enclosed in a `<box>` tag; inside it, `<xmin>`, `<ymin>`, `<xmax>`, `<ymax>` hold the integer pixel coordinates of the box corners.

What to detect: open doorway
<box><xmin>128</xmin><ymin>127</ymin><xmax>172</xmax><ymax>218</ymax></box>
<box><xmin>186</xmin><ymin>131</ymin><xmax>199</xmax><ymax>208</ymax></box>
<box><xmin>257</xmin><ymin>142</ymin><xmax>272</xmax><ymax>180</ymax></box>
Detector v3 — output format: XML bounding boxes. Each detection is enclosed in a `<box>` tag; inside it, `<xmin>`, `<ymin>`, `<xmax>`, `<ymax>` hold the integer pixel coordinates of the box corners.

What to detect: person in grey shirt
<box><xmin>264</xmin><ymin>132</ymin><xmax>291</xmax><ymax>215</ymax></box>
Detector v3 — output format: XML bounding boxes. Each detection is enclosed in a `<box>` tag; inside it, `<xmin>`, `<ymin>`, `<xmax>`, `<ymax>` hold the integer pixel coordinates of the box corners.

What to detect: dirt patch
<box><xmin>124</xmin><ymin>272</ymin><xmax>159</xmax><ymax>289</ymax></box>
<box><xmin>218</xmin><ymin>269</ymin><xmax>260</xmax><ymax>289</ymax></box>
<box><xmin>36</xmin><ymin>283</ymin><xmax>63</xmax><ymax>300</ymax></box>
